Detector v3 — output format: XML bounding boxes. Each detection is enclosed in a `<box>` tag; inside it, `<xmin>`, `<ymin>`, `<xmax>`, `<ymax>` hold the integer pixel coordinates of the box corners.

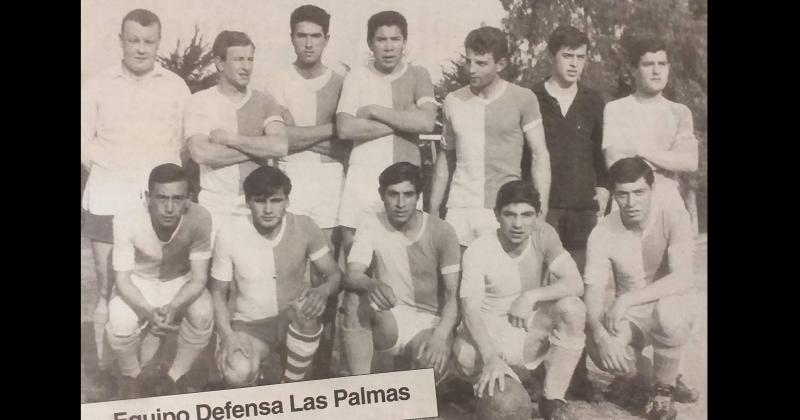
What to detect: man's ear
<box><xmin>214</xmin><ymin>56</ymin><xmax>224</xmax><ymax>72</ymax></box>
<box><xmin>496</xmin><ymin>57</ymin><xmax>508</xmax><ymax>74</ymax></box>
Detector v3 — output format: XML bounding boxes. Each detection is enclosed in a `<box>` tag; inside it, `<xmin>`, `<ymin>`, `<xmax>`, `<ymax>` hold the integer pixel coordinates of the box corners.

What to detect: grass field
<box><xmin>80</xmin><ymin>234</ymin><xmax>707</xmax><ymax>419</ymax></box>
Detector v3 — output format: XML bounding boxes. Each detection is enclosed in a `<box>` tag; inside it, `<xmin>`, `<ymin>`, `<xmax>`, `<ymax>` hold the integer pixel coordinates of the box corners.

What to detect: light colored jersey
<box><xmin>443</xmin><ymin>81</ymin><xmax>543</xmax><ymax>209</ymax></box>
<box><xmin>266</xmin><ymin>65</ymin><xmax>346</xmax><ymax>164</ymax></box>
<box><xmin>81</xmin><ymin>64</ymin><xmax>190</xmax><ymax>215</ymax></box>
<box><xmin>211</xmin><ymin>213</ymin><xmax>330</xmax><ymax>321</ymax></box>
<box><xmin>459</xmin><ymin>223</ymin><xmax>570</xmax><ymax>317</ymax></box>
<box><xmin>583</xmin><ymin>202</ymin><xmax>694</xmax><ymax>294</ymax></box>
<box><xmin>112</xmin><ymin>202</ymin><xmax>212</xmax><ymax>281</ymax></box>
<box><xmin>184</xmin><ymin>86</ymin><xmax>284</xmax><ymax>216</ymax></box>
<box><xmin>349</xmin><ymin>211</ymin><xmax>461</xmax><ymax>314</ymax></box>
<box><xmin>336</xmin><ymin>61</ymin><xmax>436</xmax><ymax>168</ymax></box>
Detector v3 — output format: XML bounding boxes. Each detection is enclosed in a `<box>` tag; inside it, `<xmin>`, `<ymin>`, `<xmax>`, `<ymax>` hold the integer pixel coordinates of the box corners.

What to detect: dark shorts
<box><xmin>546</xmin><ymin>208</ymin><xmax>598</xmax><ymax>250</ymax></box>
<box><xmin>231</xmin><ymin>312</ymin><xmax>291</xmax><ymax>353</ymax></box>
<box><xmin>82</xmin><ymin>211</ymin><xmax>114</xmax><ymax>244</ymax></box>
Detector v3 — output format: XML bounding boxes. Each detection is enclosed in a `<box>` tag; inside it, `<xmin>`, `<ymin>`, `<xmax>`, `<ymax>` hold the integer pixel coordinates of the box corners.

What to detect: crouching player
<box><xmin>210</xmin><ymin>166</ymin><xmax>341</xmax><ymax>387</ymax></box>
<box><xmin>453</xmin><ymin>180</ymin><xmax>586</xmax><ymax>420</ymax></box>
<box><xmin>106</xmin><ymin>164</ymin><xmax>214</xmax><ymax>398</ymax></box>
<box><xmin>584</xmin><ymin>157</ymin><xmax>698</xmax><ymax>420</ymax></box>
<box><xmin>341</xmin><ymin>162</ymin><xmax>461</xmax><ymax>380</ymax></box>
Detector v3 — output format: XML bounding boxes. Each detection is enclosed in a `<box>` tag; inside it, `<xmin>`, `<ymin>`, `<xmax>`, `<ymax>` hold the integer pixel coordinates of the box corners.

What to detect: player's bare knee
<box><xmin>342</xmin><ymin>291</ymin><xmax>371</xmax><ymax>328</ymax></box>
<box><xmin>654</xmin><ymin>297</ymin><xmax>692</xmax><ymax>345</ymax></box>
<box><xmin>222</xmin><ymin>352</ymin><xmax>257</xmax><ymax>388</ymax></box>
<box><xmin>554</xmin><ymin>295</ymin><xmax>586</xmax><ymax>330</ymax></box>
<box><xmin>475</xmin><ymin>379</ymin><xmax>532</xmax><ymax>420</ymax></box>
<box><xmin>185</xmin><ymin>290</ymin><xmax>214</xmax><ymax>330</ymax></box>
<box><xmin>107</xmin><ymin>298</ymin><xmax>140</xmax><ymax>337</ymax></box>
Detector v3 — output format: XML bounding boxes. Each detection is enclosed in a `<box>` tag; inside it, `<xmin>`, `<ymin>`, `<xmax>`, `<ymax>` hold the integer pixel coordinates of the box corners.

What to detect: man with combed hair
<box><xmin>335</xmin><ymin>10</ymin><xmax>437</xmax><ymax>251</ymax></box>
<box><xmin>341</xmin><ymin>162</ymin><xmax>461</xmax><ymax>380</ymax></box>
<box><xmin>106</xmin><ymin>164</ymin><xmax>214</xmax><ymax>398</ymax></box>
<box><xmin>584</xmin><ymin>157</ymin><xmax>698</xmax><ymax>420</ymax></box>
<box><xmin>453</xmin><ymin>180</ymin><xmax>586</xmax><ymax>420</ymax></box>
<box><xmin>185</xmin><ymin>30</ymin><xmax>288</xmax><ymax>238</ymax></box>
<box><xmin>82</xmin><ymin>9</ymin><xmax>191</xmax><ymax>400</ymax></box>
<box><xmin>264</xmin><ymin>5</ymin><xmax>346</xmax><ymax>378</ymax></box>
<box><xmin>430</xmin><ymin>26</ymin><xmax>549</xmax><ymax>253</ymax></box>
<box><xmin>210</xmin><ymin>166</ymin><xmax>341</xmax><ymax>387</ymax></box>
<box><xmin>603</xmin><ymin>36</ymin><xmax>698</xmax><ymax>215</ymax></box>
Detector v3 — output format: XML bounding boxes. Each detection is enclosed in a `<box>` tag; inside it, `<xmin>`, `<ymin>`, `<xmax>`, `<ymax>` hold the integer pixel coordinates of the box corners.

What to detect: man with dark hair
<box><xmin>603</xmin><ymin>36</ymin><xmax>698</xmax><ymax>216</ymax></box>
<box><xmin>186</xmin><ymin>30</ymin><xmax>288</xmax><ymax>240</ymax></box>
<box><xmin>335</xmin><ymin>10</ymin><xmax>437</xmax><ymax>252</ymax></box>
<box><xmin>105</xmin><ymin>164</ymin><xmax>214</xmax><ymax>398</ymax></box>
<box><xmin>584</xmin><ymin>157</ymin><xmax>698</xmax><ymax>419</ymax></box>
<box><xmin>210</xmin><ymin>166</ymin><xmax>341</xmax><ymax>387</ymax></box>
<box><xmin>82</xmin><ymin>8</ymin><xmax>191</xmax><ymax>400</ymax></box>
<box><xmin>264</xmin><ymin>5</ymin><xmax>346</xmax><ymax>377</ymax></box>
<box><xmin>528</xmin><ymin>25</ymin><xmax>607</xmax><ymax>272</ymax></box>
<box><xmin>453</xmin><ymin>180</ymin><xmax>585</xmax><ymax>420</ymax></box>
<box><xmin>341</xmin><ymin>162</ymin><xmax>461</xmax><ymax>380</ymax></box>
<box><xmin>430</xmin><ymin>26</ymin><xmax>550</xmax><ymax>253</ymax></box>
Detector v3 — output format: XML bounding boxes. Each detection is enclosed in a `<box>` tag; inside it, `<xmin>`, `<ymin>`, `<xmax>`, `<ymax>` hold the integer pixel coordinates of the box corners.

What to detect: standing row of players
<box><xmin>81</xmin><ymin>6</ymin><xmax>699</xmax><ymax>420</ymax></box>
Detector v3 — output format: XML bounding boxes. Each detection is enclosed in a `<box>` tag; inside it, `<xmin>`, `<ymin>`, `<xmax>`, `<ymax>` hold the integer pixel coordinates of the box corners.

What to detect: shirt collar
<box><xmin>112</xmin><ymin>62</ymin><xmax>166</xmax><ymax>81</ymax></box>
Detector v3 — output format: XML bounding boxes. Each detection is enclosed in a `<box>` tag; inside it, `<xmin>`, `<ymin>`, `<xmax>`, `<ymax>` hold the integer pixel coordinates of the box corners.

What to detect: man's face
<box><xmin>381</xmin><ymin>181</ymin><xmax>419</xmax><ymax>226</ymax></box>
<box><xmin>496</xmin><ymin>202</ymin><xmax>538</xmax><ymax>245</ymax></box>
<box><xmin>465</xmin><ymin>48</ymin><xmax>504</xmax><ymax>91</ymax></box>
<box><xmin>147</xmin><ymin>181</ymin><xmax>189</xmax><ymax>230</ymax></box>
<box><xmin>369</xmin><ymin>25</ymin><xmax>406</xmax><ymax>73</ymax></box>
<box><xmin>292</xmin><ymin>21</ymin><xmax>328</xmax><ymax>66</ymax></box>
<box><xmin>634</xmin><ymin>50</ymin><xmax>669</xmax><ymax>95</ymax></box>
<box><xmin>552</xmin><ymin>44</ymin><xmax>587</xmax><ymax>86</ymax></box>
<box><xmin>119</xmin><ymin>20</ymin><xmax>160</xmax><ymax>76</ymax></box>
<box><xmin>218</xmin><ymin>45</ymin><xmax>255</xmax><ymax>89</ymax></box>
<box><xmin>613</xmin><ymin>177</ymin><xmax>653</xmax><ymax>225</ymax></box>
<box><xmin>247</xmin><ymin>190</ymin><xmax>289</xmax><ymax>232</ymax></box>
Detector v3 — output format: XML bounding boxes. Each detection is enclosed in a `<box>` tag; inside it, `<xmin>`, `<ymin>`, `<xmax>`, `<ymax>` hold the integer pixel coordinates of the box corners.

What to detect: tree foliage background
<box><xmin>436</xmin><ymin>0</ymin><xmax>707</xmax><ymax>230</ymax></box>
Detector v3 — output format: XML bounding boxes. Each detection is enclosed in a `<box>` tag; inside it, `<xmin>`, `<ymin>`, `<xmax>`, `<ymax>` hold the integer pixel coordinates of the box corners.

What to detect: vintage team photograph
<box><xmin>81</xmin><ymin>1</ymin><xmax>708</xmax><ymax>419</ymax></box>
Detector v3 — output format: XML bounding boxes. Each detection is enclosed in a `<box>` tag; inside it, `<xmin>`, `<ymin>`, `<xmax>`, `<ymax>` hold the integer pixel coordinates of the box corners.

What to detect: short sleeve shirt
<box><xmin>349</xmin><ymin>211</ymin><xmax>461</xmax><ymax>314</ymax></box>
<box><xmin>443</xmin><ymin>81</ymin><xmax>543</xmax><ymax>209</ymax></box>
<box><xmin>184</xmin><ymin>86</ymin><xmax>284</xmax><ymax>216</ymax></box>
<box><xmin>583</xmin><ymin>203</ymin><xmax>694</xmax><ymax>294</ymax></box>
<box><xmin>265</xmin><ymin>65</ymin><xmax>346</xmax><ymax>164</ymax></box>
<box><xmin>459</xmin><ymin>223</ymin><xmax>569</xmax><ymax>317</ymax></box>
<box><xmin>112</xmin><ymin>202</ymin><xmax>212</xmax><ymax>281</ymax></box>
<box><xmin>210</xmin><ymin>212</ymin><xmax>330</xmax><ymax>321</ymax></box>
<box><xmin>336</xmin><ymin>62</ymin><xmax>436</xmax><ymax>168</ymax></box>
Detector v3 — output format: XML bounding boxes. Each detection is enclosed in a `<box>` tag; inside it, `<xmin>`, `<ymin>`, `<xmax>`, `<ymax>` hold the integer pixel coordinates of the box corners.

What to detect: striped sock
<box><xmin>282</xmin><ymin>324</ymin><xmax>323</xmax><ymax>383</ymax></box>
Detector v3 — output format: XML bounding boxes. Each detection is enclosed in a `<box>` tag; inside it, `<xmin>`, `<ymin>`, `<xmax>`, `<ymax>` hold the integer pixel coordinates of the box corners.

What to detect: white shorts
<box><xmin>339</xmin><ymin>164</ymin><xmax>421</xmax><ymax>229</ymax></box>
<box><xmin>386</xmin><ymin>304</ymin><xmax>441</xmax><ymax>356</ymax></box>
<box><xmin>445</xmin><ymin>207</ymin><xmax>499</xmax><ymax>247</ymax></box>
<box><xmin>281</xmin><ymin>161</ymin><xmax>344</xmax><ymax>229</ymax></box>
<box><xmin>108</xmin><ymin>274</ymin><xmax>189</xmax><ymax>336</ymax></box>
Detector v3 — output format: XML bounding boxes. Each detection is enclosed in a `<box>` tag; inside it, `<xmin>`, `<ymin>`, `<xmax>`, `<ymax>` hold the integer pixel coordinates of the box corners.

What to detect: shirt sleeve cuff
<box><xmin>309</xmin><ymin>246</ymin><xmax>329</xmax><ymax>262</ymax></box>
<box><xmin>522</xmin><ymin>118</ymin><xmax>542</xmax><ymax>133</ymax></box>
<box><xmin>189</xmin><ymin>251</ymin><xmax>212</xmax><ymax>261</ymax></box>
<box><xmin>417</xmin><ymin>97</ymin><xmax>438</xmax><ymax>107</ymax></box>
<box><xmin>440</xmin><ymin>264</ymin><xmax>460</xmax><ymax>275</ymax></box>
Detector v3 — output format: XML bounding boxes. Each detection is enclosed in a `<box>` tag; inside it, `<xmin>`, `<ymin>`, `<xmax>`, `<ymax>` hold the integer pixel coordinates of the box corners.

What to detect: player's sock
<box><xmin>372</xmin><ymin>347</ymin><xmax>396</xmax><ymax>373</ymax></box>
<box><xmin>282</xmin><ymin>324</ymin><xmax>324</xmax><ymax>383</ymax></box>
<box><xmin>543</xmin><ymin>329</ymin><xmax>585</xmax><ymax>401</ymax></box>
<box><xmin>139</xmin><ymin>331</ymin><xmax>161</xmax><ymax>367</ymax></box>
<box><xmin>652</xmin><ymin>343</ymin><xmax>684</xmax><ymax>386</ymax></box>
<box><xmin>106</xmin><ymin>324</ymin><xmax>142</xmax><ymax>378</ymax></box>
<box><xmin>93</xmin><ymin>300</ymin><xmax>114</xmax><ymax>371</ymax></box>
<box><xmin>341</xmin><ymin>325</ymin><xmax>374</xmax><ymax>375</ymax></box>
<box><xmin>168</xmin><ymin>318</ymin><xmax>214</xmax><ymax>381</ymax></box>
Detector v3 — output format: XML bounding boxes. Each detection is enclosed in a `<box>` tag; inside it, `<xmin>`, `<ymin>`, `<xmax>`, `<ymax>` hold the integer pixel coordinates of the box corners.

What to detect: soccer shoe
<box><xmin>673</xmin><ymin>374</ymin><xmax>700</xmax><ymax>403</ymax></box>
<box><xmin>538</xmin><ymin>398</ymin><xmax>575</xmax><ymax>420</ymax></box>
<box><xmin>137</xmin><ymin>365</ymin><xmax>177</xmax><ymax>397</ymax></box>
<box><xmin>605</xmin><ymin>375</ymin><xmax>649</xmax><ymax>409</ymax></box>
<box><xmin>564</xmin><ymin>369</ymin><xmax>603</xmax><ymax>403</ymax></box>
<box><xmin>85</xmin><ymin>369</ymin><xmax>118</xmax><ymax>402</ymax></box>
<box><xmin>644</xmin><ymin>383</ymin><xmax>678</xmax><ymax>420</ymax></box>
<box><xmin>118</xmin><ymin>375</ymin><xmax>140</xmax><ymax>400</ymax></box>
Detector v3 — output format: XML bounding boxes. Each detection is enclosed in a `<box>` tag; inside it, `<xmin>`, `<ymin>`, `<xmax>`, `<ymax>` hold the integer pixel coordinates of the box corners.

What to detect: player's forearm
<box><xmin>287</xmin><ymin>123</ymin><xmax>335</xmax><ymax>153</ymax></box>
<box><xmin>584</xmin><ymin>284</ymin><xmax>609</xmax><ymax>339</ymax></box>
<box><xmin>336</xmin><ymin>114</ymin><xmax>394</xmax><ymax>142</ymax></box>
<box><xmin>429</xmin><ymin>152</ymin><xmax>451</xmax><ymax>213</ymax></box>
<box><xmin>434</xmin><ymin>295</ymin><xmax>459</xmax><ymax>338</ymax></box>
<box><xmin>168</xmin><ymin>279</ymin><xmax>206</xmax><ymax>313</ymax></box>
<box><xmin>344</xmin><ymin>269</ymin><xmax>378</xmax><ymax>292</ymax></box>
<box><xmin>531</xmin><ymin>151</ymin><xmax>551</xmax><ymax>213</ymax></box>
<box><xmin>640</xmin><ymin>149</ymin><xmax>698</xmax><ymax>173</ymax></box>
<box><xmin>461</xmin><ymin>300</ymin><xmax>498</xmax><ymax>363</ymax></box>
<box><xmin>318</xmin><ymin>269</ymin><xmax>342</xmax><ymax>296</ymax></box>
<box><xmin>115</xmin><ymin>274</ymin><xmax>154</xmax><ymax>318</ymax></box>
<box><xmin>524</xmin><ymin>269</ymin><xmax>583</xmax><ymax>304</ymax></box>
<box><xmin>370</xmin><ymin>106</ymin><xmax>435</xmax><ymax>134</ymax></box>
<box><xmin>227</xmin><ymin>134</ymin><xmax>288</xmax><ymax>159</ymax></box>
<box><xmin>188</xmin><ymin>136</ymin><xmax>251</xmax><ymax>168</ymax></box>
<box><xmin>619</xmin><ymin>272</ymin><xmax>693</xmax><ymax>307</ymax></box>
<box><xmin>210</xmin><ymin>289</ymin><xmax>235</xmax><ymax>339</ymax></box>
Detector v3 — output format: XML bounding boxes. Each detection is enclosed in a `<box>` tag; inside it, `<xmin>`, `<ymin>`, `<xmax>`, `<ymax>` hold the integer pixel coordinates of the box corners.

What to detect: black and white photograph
<box><xmin>81</xmin><ymin>1</ymin><xmax>708</xmax><ymax>419</ymax></box>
